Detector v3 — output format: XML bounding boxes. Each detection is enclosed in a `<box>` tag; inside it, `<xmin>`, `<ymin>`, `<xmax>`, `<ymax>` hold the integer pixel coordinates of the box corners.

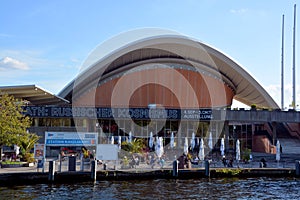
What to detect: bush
<box><xmin>216</xmin><ymin>168</ymin><xmax>243</xmax><ymax>176</ymax></box>
<box><xmin>242</xmin><ymin>148</ymin><xmax>251</xmax><ymax>161</ymax></box>
<box><xmin>1</xmin><ymin>161</ymin><xmax>23</xmax><ymax>165</ymax></box>
<box><xmin>22</xmin><ymin>153</ymin><xmax>35</xmax><ymax>163</ymax></box>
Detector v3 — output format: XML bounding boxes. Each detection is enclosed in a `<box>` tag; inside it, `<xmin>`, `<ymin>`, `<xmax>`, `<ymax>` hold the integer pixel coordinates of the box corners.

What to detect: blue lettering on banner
<box><xmin>46</xmin><ymin>139</ymin><xmax>91</xmax><ymax>145</ymax></box>
<box><xmin>23</xmin><ymin>106</ymin><xmax>214</xmax><ymax>120</ymax></box>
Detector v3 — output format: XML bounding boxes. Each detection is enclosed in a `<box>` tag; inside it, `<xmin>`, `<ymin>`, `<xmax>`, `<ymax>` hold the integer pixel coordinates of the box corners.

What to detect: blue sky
<box><xmin>0</xmin><ymin>1</ymin><xmax>298</xmax><ymax>108</ymax></box>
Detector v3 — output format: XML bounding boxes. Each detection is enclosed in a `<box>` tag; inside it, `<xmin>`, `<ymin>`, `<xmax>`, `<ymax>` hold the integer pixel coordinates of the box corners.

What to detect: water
<box><xmin>0</xmin><ymin>178</ymin><xmax>299</xmax><ymax>199</ymax></box>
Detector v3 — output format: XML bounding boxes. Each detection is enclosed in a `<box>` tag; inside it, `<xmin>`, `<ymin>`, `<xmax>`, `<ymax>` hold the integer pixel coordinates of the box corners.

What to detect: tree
<box><xmin>121</xmin><ymin>138</ymin><xmax>146</xmax><ymax>154</ymax></box>
<box><xmin>19</xmin><ymin>132</ymin><xmax>40</xmax><ymax>162</ymax></box>
<box><xmin>0</xmin><ymin>93</ymin><xmax>39</xmax><ymax>161</ymax></box>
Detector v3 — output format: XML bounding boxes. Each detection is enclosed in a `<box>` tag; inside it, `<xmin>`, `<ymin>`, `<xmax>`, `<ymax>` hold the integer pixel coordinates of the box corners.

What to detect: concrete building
<box><xmin>1</xmin><ymin>33</ymin><xmax>299</xmax><ymax>157</ymax></box>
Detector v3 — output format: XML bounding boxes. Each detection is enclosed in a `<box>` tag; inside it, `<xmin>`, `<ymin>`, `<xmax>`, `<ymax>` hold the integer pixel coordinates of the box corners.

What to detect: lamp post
<box><xmin>233</xmin><ymin>125</ymin><xmax>236</xmax><ymax>158</ymax></box>
<box><xmin>96</xmin><ymin>122</ymin><xmax>101</xmax><ymax>144</ymax></box>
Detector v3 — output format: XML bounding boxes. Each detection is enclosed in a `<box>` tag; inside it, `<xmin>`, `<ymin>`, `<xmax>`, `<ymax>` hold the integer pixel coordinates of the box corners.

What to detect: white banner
<box><xmin>96</xmin><ymin>144</ymin><xmax>118</xmax><ymax>161</ymax></box>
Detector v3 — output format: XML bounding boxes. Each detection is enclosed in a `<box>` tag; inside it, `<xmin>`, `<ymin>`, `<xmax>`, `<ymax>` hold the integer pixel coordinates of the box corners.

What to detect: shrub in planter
<box><xmin>22</xmin><ymin>153</ymin><xmax>35</xmax><ymax>163</ymax></box>
<box><xmin>242</xmin><ymin>148</ymin><xmax>251</xmax><ymax>163</ymax></box>
<box><xmin>251</xmin><ymin>104</ymin><xmax>257</xmax><ymax>110</ymax></box>
<box><xmin>121</xmin><ymin>156</ymin><xmax>130</xmax><ymax>169</ymax></box>
<box><xmin>1</xmin><ymin>161</ymin><xmax>24</xmax><ymax>168</ymax></box>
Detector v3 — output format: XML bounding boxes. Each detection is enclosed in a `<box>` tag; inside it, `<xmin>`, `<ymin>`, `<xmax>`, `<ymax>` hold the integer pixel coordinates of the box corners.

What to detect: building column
<box><xmin>177</xmin><ymin>121</ymin><xmax>183</xmax><ymax>149</ymax></box>
<box><xmin>34</xmin><ymin>118</ymin><xmax>39</xmax><ymax>127</ymax></box>
<box><xmin>215</xmin><ymin>121</ymin><xmax>220</xmax><ymax>137</ymax></box>
<box><xmin>131</xmin><ymin>120</ymin><xmax>135</xmax><ymax>134</ymax></box>
<box><xmin>251</xmin><ymin>123</ymin><xmax>255</xmax><ymax>150</ymax></box>
<box><xmin>224</xmin><ymin>121</ymin><xmax>229</xmax><ymax>152</ymax></box>
<box><xmin>272</xmin><ymin>122</ymin><xmax>277</xmax><ymax>145</ymax></box>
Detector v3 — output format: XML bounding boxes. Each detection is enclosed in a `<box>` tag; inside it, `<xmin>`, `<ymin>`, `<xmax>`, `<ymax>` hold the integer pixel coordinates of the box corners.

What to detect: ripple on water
<box><xmin>0</xmin><ymin>177</ymin><xmax>299</xmax><ymax>199</ymax></box>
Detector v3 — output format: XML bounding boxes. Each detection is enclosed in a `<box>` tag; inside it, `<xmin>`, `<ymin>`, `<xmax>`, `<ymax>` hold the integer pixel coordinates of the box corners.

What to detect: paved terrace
<box><xmin>0</xmin><ymin>155</ymin><xmax>297</xmax><ymax>174</ymax></box>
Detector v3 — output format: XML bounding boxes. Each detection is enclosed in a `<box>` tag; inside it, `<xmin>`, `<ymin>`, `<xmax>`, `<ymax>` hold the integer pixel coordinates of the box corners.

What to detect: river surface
<box><xmin>0</xmin><ymin>177</ymin><xmax>299</xmax><ymax>199</ymax></box>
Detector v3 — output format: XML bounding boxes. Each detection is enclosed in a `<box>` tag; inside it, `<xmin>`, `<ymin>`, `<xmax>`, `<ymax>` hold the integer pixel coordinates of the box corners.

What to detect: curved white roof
<box><xmin>59</xmin><ymin>33</ymin><xmax>278</xmax><ymax>109</ymax></box>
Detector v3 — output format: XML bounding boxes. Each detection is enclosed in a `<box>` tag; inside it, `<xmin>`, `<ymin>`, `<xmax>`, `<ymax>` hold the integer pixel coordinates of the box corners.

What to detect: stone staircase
<box><xmin>251</xmin><ymin>152</ymin><xmax>277</xmax><ymax>162</ymax></box>
<box><xmin>252</xmin><ymin>138</ymin><xmax>300</xmax><ymax>165</ymax></box>
<box><xmin>279</xmin><ymin>138</ymin><xmax>300</xmax><ymax>154</ymax></box>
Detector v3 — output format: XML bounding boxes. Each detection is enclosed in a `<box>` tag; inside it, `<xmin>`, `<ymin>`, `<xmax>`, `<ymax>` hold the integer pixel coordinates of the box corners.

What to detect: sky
<box><xmin>0</xmin><ymin>0</ymin><xmax>299</xmax><ymax>109</ymax></box>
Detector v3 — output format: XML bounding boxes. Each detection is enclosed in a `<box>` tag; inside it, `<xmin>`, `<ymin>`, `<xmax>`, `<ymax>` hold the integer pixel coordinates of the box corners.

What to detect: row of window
<box><xmin>32</xmin><ymin>117</ymin><xmax>252</xmax><ymax>149</ymax></box>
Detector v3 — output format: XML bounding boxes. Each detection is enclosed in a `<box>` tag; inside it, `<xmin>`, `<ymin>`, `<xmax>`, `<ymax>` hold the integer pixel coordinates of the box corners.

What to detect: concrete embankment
<box><xmin>0</xmin><ymin>168</ymin><xmax>297</xmax><ymax>187</ymax></box>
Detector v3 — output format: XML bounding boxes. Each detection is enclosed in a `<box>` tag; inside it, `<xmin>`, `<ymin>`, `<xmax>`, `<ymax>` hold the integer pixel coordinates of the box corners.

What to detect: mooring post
<box><xmin>205</xmin><ymin>160</ymin><xmax>210</xmax><ymax>177</ymax></box>
<box><xmin>42</xmin><ymin>157</ymin><xmax>45</xmax><ymax>173</ymax></box>
<box><xmin>48</xmin><ymin>161</ymin><xmax>55</xmax><ymax>181</ymax></box>
<box><xmin>80</xmin><ymin>154</ymin><xmax>84</xmax><ymax>171</ymax></box>
<box><xmin>68</xmin><ymin>156</ymin><xmax>76</xmax><ymax>171</ymax></box>
<box><xmin>295</xmin><ymin>161</ymin><xmax>300</xmax><ymax>177</ymax></box>
<box><xmin>58</xmin><ymin>154</ymin><xmax>62</xmax><ymax>172</ymax></box>
<box><xmin>91</xmin><ymin>160</ymin><xmax>97</xmax><ymax>182</ymax></box>
<box><xmin>114</xmin><ymin>160</ymin><xmax>117</xmax><ymax>170</ymax></box>
<box><xmin>173</xmin><ymin>160</ymin><xmax>178</xmax><ymax>177</ymax></box>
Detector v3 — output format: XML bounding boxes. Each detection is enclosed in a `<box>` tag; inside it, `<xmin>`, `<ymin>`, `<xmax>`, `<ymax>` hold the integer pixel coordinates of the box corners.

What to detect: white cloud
<box><xmin>0</xmin><ymin>57</ymin><xmax>30</xmax><ymax>70</ymax></box>
<box><xmin>70</xmin><ymin>57</ymin><xmax>80</xmax><ymax>63</ymax></box>
<box><xmin>230</xmin><ymin>8</ymin><xmax>248</xmax><ymax>14</ymax></box>
<box><xmin>264</xmin><ymin>84</ymin><xmax>300</xmax><ymax>110</ymax></box>
<box><xmin>0</xmin><ymin>49</ymin><xmax>50</xmax><ymax>68</ymax></box>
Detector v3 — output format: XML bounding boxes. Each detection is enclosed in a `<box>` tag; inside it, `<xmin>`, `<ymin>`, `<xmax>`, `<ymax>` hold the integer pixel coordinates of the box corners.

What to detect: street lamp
<box><xmin>233</xmin><ymin>125</ymin><xmax>236</xmax><ymax>157</ymax></box>
<box><xmin>96</xmin><ymin>122</ymin><xmax>101</xmax><ymax>144</ymax></box>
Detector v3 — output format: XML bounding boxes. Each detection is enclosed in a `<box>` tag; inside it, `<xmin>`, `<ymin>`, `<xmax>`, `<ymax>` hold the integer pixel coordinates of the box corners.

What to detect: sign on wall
<box><xmin>34</xmin><ymin>144</ymin><xmax>45</xmax><ymax>160</ymax></box>
<box><xmin>24</xmin><ymin>106</ymin><xmax>215</xmax><ymax>120</ymax></box>
<box><xmin>45</xmin><ymin>132</ymin><xmax>98</xmax><ymax>147</ymax></box>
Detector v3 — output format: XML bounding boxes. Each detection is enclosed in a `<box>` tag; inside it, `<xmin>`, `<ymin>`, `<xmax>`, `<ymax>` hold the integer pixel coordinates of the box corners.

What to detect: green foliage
<box><xmin>187</xmin><ymin>153</ymin><xmax>192</xmax><ymax>160</ymax></box>
<box><xmin>0</xmin><ymin>93</ymin><xmax>32</xmax><ymax>146</ymax></box>
<box><xmin>216</xmin><ymin>168</ymin><xmax>243</xmax><ymax>176</ymax></box>
<box><xmin>242</xmin><ymin>148</ymin><xmax>251</xmax><ymax>161</ymax></box>
<box><xmin>19</xmin><ymin>133</ymin><xmax>40</xmax><ymax>162</ymax></box>
<box><xmin>121</xmin><ymin>138</ymin><xmax>146</xmax><ymax>153</ymax></box>
<box><xmin>82</xmin><ymin>148</ymin><xmax>90</xmax><ymax>158</ymax></box>
<box><xmin>22</xmin><ymin>153</ymin><xmax>35</xmax><ymax>163</ymax></box>
<box><xmin>1</xmin><ymin>161</ymin><xmax>23</xmax><ymax>165</ymax></box>
<box><xmin>251</xmin><ymin>104</ymin><xmax>257</xmax><ymax>110</ymax></box>
<box><xmin>20</xmin><ymin>133</ymin><xmax>40</xmax><ymax>153</ymax></box>
<box><xmin>0</xmin><ymin>93</ymin><xmax>40</xmax><ymax>161</ymax></box>
<box><xmin>122</xmin><ymin>156</ymin><xmax>129</xmax><ymax>167</ymax></box>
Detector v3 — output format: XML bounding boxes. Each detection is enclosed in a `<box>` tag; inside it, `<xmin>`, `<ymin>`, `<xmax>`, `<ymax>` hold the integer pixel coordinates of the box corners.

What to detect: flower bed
<box><xmin>0</xmin><ymin>161</ymin><xmax>33</xmax><ymax>168</ymax></box>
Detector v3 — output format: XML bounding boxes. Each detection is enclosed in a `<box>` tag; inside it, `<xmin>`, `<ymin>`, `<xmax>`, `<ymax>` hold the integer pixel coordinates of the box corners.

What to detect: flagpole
<box><xmin>292</xmin><ymin>4</ymin><xmax>296</xmax><ymax>110</ymax></box>
<box><xmin>281</xmin><ymin>14</ymin><xmax>285</xmax><ymax>110</ymax></box>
